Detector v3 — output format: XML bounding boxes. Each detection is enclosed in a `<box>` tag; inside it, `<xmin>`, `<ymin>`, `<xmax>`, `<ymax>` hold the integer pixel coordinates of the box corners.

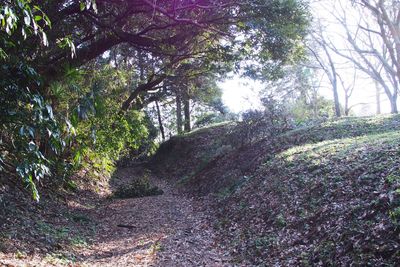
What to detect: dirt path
<box><xmin>73</xmin><ymin>167</ymin><xmax>231</xmax><ymax>267</ymax></box>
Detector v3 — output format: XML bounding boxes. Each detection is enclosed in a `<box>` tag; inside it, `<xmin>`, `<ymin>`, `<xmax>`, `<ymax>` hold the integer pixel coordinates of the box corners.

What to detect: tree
<box><xmin>1</xmin><ymin>0</ymin><xmax>310</xmax><ymax>200</ymax></box>
<box><xmin>154</xmin><ymin>100</ymin><xmax>165</xmax><ymax>141</ymax></box>
<box><xmin>324</xmin><ymin>0</ymin><xmax>399</xmax><ymax>113</ymax></box>
<box><xmin>337</xmin><ymin>67</ymin><xmax>357</xmax><ymax>116</ymax></box>
<box><xmin>308</xmin><ymin>26</ymin><xmax>342</xmax><ymax>117</ymax></box>
<box><xmin>258</xmin><ymin>64</ymin><xmax>336</xmax><ymax>123</ymax></box>
<box><xmin>357</xmin><ymin>0</ymin><xmax>400</xmax><ymax>113</ymax></box>
<box><xmin>2</xmin><ymin>0</ymin><xmax>310</xmax><ymax>118</ymax></box>
<box><xmin>359</xmin><ymin>0</ymin><xmax>400</xmax><ymax>90</ymax></box>
<box><xmin>375</xmin><ymin>80</ymin><xmax>382</xmax><ymax>114</ymax></box>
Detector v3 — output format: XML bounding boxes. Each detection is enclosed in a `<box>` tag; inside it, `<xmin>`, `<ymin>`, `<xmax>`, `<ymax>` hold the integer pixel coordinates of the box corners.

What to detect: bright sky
<box><xmin>219</xmin><ymin>77</ymin><xmax>263</xmax><ymax>113</ymax></box>
<box><xmin>220</xmin><ymin>0</ymin><xmax>396</xmax><ymax>115</ymax></box>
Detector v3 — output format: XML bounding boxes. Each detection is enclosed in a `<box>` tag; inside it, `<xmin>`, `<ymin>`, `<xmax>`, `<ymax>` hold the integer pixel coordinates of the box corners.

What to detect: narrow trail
<box><xmin>75</xmin><ymin>167</ymin><xmax>231</xmax><ymax>267</ymax></box>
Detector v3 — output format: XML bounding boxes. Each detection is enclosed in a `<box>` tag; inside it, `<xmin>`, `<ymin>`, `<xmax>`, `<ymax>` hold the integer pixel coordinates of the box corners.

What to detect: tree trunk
<box><xmin>332</xmin><ymin>80</ymin><xmax>341</xmax><ymax>117</ymax></box>
<box><xmin>155</xmin><ymin>100</ymin><xmax>165</xmax><ymax>141</ymax></box>
<box><xmin>176</xmin><ymin>94</ymin><xmax>183</xmax><ymax>134</ymax></box>
<box><xmin>390</xmin><ymin>92</ymin><xmax>398</xmax><ymax>114</ymax></box>
<box><xmin>311</xmin><ymin>87</ymin><xmax>318</xmax><ymax>118</ymax></box>
<box><xmin>344</xmin><ymin>95</ymin><xmax>349</xmax><ymax>116</ymax></box>
<box><xmin>393</xmin><ymin>81</ymin><xmax>399</xmax><ymax>114</ymax></box>
<box><xmin>138</xmin><ymin>51</ymin><xmax>145</xmax><ymax>82</ymax></box>
<box><xmin>120</xmin><ymin>75</ymin><xmax>166</xmax><ymax>112</ymax></box>
<box><xmin>183</xmin><ymin>90</ymin><xmax>191</xmax><ymax>132</ymax></box>
<box><xmin>375</xmin><ymin>82</ymin><xmax>381</xmax><ymax>115</ymax></box>
<box><xmin>316</xmin><ymin>38</ymin><xmax>341</xmax><ymax>117</ymax></box>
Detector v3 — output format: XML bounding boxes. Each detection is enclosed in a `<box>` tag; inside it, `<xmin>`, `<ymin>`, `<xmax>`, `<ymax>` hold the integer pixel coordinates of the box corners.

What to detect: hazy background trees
<box><xmin>305</xmin><ymin>0</ymin><xmax>400</xmax><ymax>116</ymax></box>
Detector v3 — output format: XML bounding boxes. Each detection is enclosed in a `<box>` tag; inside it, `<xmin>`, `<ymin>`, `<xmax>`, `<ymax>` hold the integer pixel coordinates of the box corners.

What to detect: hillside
<box><xmin>150</xmin><ymin>115</ymin><xmax>400</xmax><ymax>265</ymax></box>
<box><xmin>1</xmin><ymin>115</ymin><xmax>399</xmax><ymax>266</ymax></box>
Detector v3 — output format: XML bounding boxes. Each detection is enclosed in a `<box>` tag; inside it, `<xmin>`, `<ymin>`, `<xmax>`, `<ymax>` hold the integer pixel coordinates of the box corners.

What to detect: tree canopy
<box><xmin>0</xmin><ymin>0</ymin><xmax>309</xmax><ymax>200</ymax></box>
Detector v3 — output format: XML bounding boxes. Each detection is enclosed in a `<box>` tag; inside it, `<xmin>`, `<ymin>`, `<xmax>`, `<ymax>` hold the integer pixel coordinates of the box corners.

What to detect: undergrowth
<box><xmin>216</xmin><ymin>115</ymin><xmax>400</xmax><ymax>266</ymax></box>
<box><xmin>113</xmin><ymin>176</ymin><xmax>163</xmax><ymax>199</ymax></box>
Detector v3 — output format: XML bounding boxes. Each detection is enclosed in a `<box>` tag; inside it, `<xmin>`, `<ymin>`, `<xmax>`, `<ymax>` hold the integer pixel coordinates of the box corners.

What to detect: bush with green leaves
<box><xmin>113</xmin><ymin>176</ymin><xmax>163</xmax><ymax>199</ymax></box>
<box><xmin>1</xmin><ymin>63</ymin><xmax>153</xmax><ymax>200</ymax></box>
<box><xmin>0</xmin><ymin>62</ymin><xmax>69</xmax><ymax>201</ymax></box>
<box><xmin>288</xmin><ymin>96</ymin><xmax>338</xmax><ymax>125</ymax></box>
<box><xmin>0</xmin><ymin>1</ymin><xmax>98</xmax><ymax>200</ymax></box>
<box><xmin>0</xmin><ymin>8</ymin><xmax>152</xmax><ymax>200</ymax></box>
<box><xmin>55</xmin><ymin>66</ymin><xmax>152</xmax><ymax>178</ymax></box>
<box><xmin>228</xmin><ymin>97</ymin><xmax>293</xmax><ymax>147</ymax></box>
<box><xmin>0</xmin><ymin>0</ymin><xmax>51</xmax><ymax>59</ymax></box>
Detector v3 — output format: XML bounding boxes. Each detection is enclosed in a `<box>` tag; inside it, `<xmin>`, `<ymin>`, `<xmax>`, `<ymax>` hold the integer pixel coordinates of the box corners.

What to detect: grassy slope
<box><xmin>150</xmin><ymin>121</ymin><xmax>239</xmax><ymax>186</ymax></box>
<box><xmin>152</xmin><ymin>115</ymin><xmax>400</xmax><ymax>265</ymax></box>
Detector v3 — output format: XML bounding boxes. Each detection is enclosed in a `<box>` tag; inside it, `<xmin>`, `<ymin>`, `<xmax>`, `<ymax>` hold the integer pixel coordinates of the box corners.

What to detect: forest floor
<box><xmin>0</xmin><ymin>166</ymin><xmax>231</xmax><ymax>267</ymax></box>
<box><xmin>2</xmin><ymin>115</ymin><xmax>400</xmax><ymax>266</ymax></box>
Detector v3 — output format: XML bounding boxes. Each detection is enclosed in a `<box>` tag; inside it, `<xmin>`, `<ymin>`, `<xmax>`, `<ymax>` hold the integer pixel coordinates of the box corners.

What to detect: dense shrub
<box><xmin>228</xmin><ymin>97</ymin><xmax>293</xmax><ymax>147</ymax></box>
<box><xmin>54</xmin><ymin>66</ymin><xmax>153</xmax><ymax>179</ymax></box>
<box><xmin>113</xmin><ymin>176</ymin><xmax>163</xmax><ymax>199</ymax></box>
<box><xmin>0</xmin><ymin>62</ymin><xmax>68</xmax><ymax>201</ymax></box>
<box><xmin>1</xmin><ymin>62</ymin><xmax>154</xmax><ymax>200</ymax></box>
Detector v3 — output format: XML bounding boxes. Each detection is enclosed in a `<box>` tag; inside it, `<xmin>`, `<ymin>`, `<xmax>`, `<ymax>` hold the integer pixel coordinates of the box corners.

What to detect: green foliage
<box><xmin>1</xmin><ymin>59</ymin><xmax>151</xmax><ymax>200</ymax></box>
<box><xmin>0</xmin><ymin>62</ymin><xmax>68</xmax><ymax>201</ymax></box>
<box><xmin>1</xmin><ymin>0</ymin><xmax>311</xmax><ymax>201</ymax></box>
<box><xmin>70</xmin><ymin>236</ymin><xmax>88</xmax><ymax>248</ymax></box>
<box><xmin>0</xmin><ymin>0</ymin><xmax>50</xmax><ymax>58</ymax></box>
<box><xmin>258</xmin><ymin>65</ymin><xmax>337</xmax><ymax>124</ymax></box>
<box><xmin>0</xmin><ymin>2</ymin><xmax>75</xmax><ymax>200</ymax></box>
<box><xmin>79</xmin><ymin>0</ymin><xmax>98</xmax><ymax>13</ymax></box>
<box><xmin>113</xmin><ymin>175</ymin><xmax>163</xmax><ymax>199</ymax></box>
<box><xmin>275</xmin><ymin>214</ymin><xmax>287</xmax><ymax>227</ymax></box>
<box><xmin>289</xmin><ymin>96</ymin><xmax>337</xmax><ymax>124</ymax></box>
<box><xmin>389</xmin><ymin>207</ymin><xmax>400</xmax><ymax>226</ymax></box>
<box><xmin>285</xmin><ymin>114</ymin><xmax>400</xmax><ymax>143</ymax></box>
<box><xmin>237</xmin><ymin>0</ymin><xmax>310</xmax><ymax>79</ymax></box>
<box><xmin>228</xmin><ymin>98</ymin><xmax>292</xmax><ymax>147</ymax></box>
<box><xmin>254</xmin><ymin>235</ymin><xmax>277</xmax><ymax>252</ymax></box>
<box><xmin>193</xmin><ymin>113</ymin><xmax>228</xmax><ymax>129</ymax></box>
<box><xmin>44</xmin><ymin>252</ymin><xmax>76</xmax><ymax>266</ymax></box>
<box><xmin>37</xmin><ymin>221</ymin><xmax>70</xmax><ymax>240</ymax></box>
<box><xmin>74</xmin><ymin>110</ymin><xmax>148</xmax><ymax>176</ymax></box>
<box><xmin>65</xmin><ymin>67</ymin><xmax>150</xmax><ymax>177</ymax></box>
